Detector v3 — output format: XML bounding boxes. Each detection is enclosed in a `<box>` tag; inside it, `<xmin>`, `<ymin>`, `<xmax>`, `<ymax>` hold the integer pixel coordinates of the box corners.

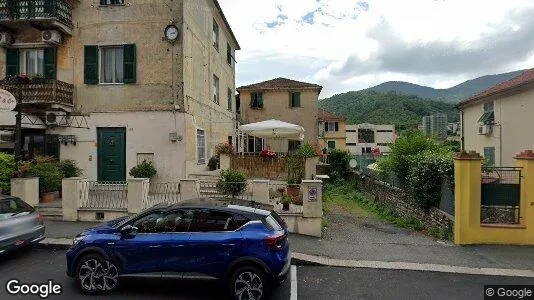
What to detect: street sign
<box><xmin>0</xmin><ymin>89</ymin><xmax>16</xmax><ymax>111</ymax></box>
<box><xmin>308</xmin><ymin>186</ymin><xmax>318</xmax><ymax>201</ymax></box>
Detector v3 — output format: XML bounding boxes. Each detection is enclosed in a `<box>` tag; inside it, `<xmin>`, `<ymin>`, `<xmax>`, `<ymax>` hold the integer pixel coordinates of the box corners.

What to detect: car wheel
<box><xmin>230</xmin><ymin>265</ymin><xmax>269</xmax><ymax>300</ymax></box>
<box><xmin>75</xmin><ymin>254</ymin><xmax>119</xmax><ymax>295</ymax></box>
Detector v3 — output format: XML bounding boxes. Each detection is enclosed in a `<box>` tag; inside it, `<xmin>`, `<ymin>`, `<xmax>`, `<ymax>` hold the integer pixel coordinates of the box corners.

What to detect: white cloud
<box><xmin>219</xmin><ymin>0</ymin><xmax>534</xmax><ymax>98</ymax></box>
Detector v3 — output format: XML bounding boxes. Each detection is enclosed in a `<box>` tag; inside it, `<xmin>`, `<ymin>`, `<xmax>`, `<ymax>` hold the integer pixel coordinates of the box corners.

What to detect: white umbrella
<box><xmin>238</xmin><ymin>119</ymin><xmax>305</xmax><ymax>140</ymax></box>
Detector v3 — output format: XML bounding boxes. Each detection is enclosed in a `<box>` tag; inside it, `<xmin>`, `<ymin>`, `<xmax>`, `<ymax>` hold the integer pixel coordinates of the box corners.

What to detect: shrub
<box><xmin>29</xmin><ymin>160</ymin><xmax>63</xmax><ymax>193</ymax></box>
<box><xmin>59</xmin><ymin>160</ymin><xmax>82</xmax><ymax>178</ymax></box>
<box><xmin>129</xmin><ymin>161</ymin><xmax>157</xmax><ymax>178</ymax></box>
<box><xmin>407</xmin><ymin>149</ymin><xmax>454</xmax><ymax>211</ymax></box>
<box><xmin>208</xmin><ymin>156</ymin><xmax>219</xmax><ymax>171</ymax></box>
<box><xmin>286</xmin><ymin>155</ymin><xmax>304</xmax><ymax>184</ymax></box>
<box><xmin>296</xmin><ymin>142</ymin><xmax>317</xmax><ymax>158</ymax></box>
<box><xmin>327</xmin><ymin>149</ymin><xmax>352</xmax><ymax>181</ymax></box>
<box><xmin>217</xmin><ymin>169</ymin><xmax>247</xmax><ymax>198</ymax></box>
<box><xmin>0</xmin><ymin>153</ymin><xmax>16</xmax><ymax>194</ymax></box>
<box><xmin>215</xmin><ymin>143</ymin><xmax>235</xmax><ymax>156</ymax></box>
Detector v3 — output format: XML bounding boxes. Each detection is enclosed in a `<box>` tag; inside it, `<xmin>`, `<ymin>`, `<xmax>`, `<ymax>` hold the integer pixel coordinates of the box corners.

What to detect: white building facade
<box><xmin>346</xmin><ymin>124</ymin><xmax>396</xmax><ymax>155</ymax></box>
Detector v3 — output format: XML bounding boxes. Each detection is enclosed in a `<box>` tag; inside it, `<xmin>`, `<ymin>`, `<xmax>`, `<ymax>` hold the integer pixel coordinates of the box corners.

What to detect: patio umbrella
<box><xmin>238</xmin><ymin>119</ymin><xmax>305</xmax><ymax>140</ymax></box>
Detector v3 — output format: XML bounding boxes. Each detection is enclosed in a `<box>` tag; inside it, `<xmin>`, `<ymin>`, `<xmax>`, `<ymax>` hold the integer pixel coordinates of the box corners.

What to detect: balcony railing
<box><xmin>0</xmin><ymin>78</ymin><xmax>74</xmax><ymax>107</ymax></box>
<box><xmin>0</xmin><ymin>0</ymin><xmax>73</xmax><ymax>28</ymax></box>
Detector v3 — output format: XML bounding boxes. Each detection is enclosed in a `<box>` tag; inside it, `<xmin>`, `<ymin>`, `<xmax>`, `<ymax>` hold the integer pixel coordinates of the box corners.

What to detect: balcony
<box><xmin>0</xmin><ymin>0</ymin><xmax>74</xmax><ymax>35</ymax></box>
<box><xmin>0</xmin><ymin>77</ymin><xmax>74</xmax><ymax>111</ymax></box>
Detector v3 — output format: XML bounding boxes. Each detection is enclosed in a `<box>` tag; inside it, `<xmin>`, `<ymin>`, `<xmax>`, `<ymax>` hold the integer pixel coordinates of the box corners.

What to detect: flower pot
<box><xmin>287</xmin><ymin>186</ymin><xmax>301</xmax><ymax>205</ymax></box>
<box><xmin>282</xmin><ymin>202</ymin><xmax>290</xmax><ymax>211</ymax></box>
<box><xmin>40</xmin><ymin>192</ymin><xmax>57</xmax><ymax>203</ymax></box>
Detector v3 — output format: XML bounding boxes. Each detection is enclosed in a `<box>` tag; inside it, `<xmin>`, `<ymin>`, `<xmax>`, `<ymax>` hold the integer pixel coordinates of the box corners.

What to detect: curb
<box><xmin>291</xmin><ymin>252</ymin><xmax>534</xmax><ymax>278</ymax></box>
<box><xmin>37</xmin><ymin>238</ymin><xmax>72</xmax><ymax>250</ymax></box>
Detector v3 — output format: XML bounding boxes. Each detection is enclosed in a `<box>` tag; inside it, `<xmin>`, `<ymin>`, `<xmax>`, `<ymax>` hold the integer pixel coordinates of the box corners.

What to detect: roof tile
<box><xmin>318</xmin><ymin>109</ymin><xmax>346</xmax><ymax>121</ymax></box>
<box><xmin>237</xmin><ymin>77</ymin><xmax>322</xmax><ymax>91</ymax></box>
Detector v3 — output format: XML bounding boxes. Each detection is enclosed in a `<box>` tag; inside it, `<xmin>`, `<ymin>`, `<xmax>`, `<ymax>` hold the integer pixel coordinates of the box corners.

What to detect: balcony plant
<box><xmin>215</xmin><ymin>143</ymin><xmax>235</xmax><ymax>156</ymax></box>
<box><xmin>260</xmin><ymin>148</ymin><xmax>276</xmax><ymax>158</ymax></box>
<box><xmin>217</xmin><ymin>169</ymin><xmax>247</xmax><ymax>198</ymax></box>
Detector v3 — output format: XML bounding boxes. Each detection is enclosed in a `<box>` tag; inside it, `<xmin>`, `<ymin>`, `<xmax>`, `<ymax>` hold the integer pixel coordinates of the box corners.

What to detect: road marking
<box><xmin>292</xmin><ymin>252</ymin><xmax>534</xmax><ymax>278</ymax></box>
<box><xmin>290</xmin><ymin>265</ymin><xmax>298</xmax><ymax>300</ymax></box>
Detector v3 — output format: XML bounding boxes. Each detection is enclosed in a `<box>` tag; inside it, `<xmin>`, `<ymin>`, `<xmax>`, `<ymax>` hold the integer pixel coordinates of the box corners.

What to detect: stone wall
<box><xmin>354</xmin><ymin>172</ymin><xmax>454</xmax><ymax>237</ymax></box>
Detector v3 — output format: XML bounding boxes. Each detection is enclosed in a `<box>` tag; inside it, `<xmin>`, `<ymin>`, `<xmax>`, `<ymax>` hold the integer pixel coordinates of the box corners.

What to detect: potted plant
<box><xmin>260</xmin><ymin>148</ymin><xmax>276</xmax><ymax>158</ymax></box>
<box><xmin>129</xmin><ymin>160</ymin><xmax>157</xmax><ymax>178</ymax></box>
<box><xmin>281</xmin><ymin>194</ymin><xmax>292</xmax><ymax>211</ymax></box>
<box><xmin>28</xmin><ymin>156</ymin><xmax>63</xmax><ymax>203</ymax></box>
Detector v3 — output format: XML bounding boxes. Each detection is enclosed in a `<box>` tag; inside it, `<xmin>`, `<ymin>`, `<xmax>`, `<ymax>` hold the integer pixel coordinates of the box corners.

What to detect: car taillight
<box><xmin>37</xmin><ymin>213</ymin><xmax>44</xmax><ymax>223</ymax></box>
<box><xmin>264</xmin><ymin>233</ymin><xmax>286</xmax><ymax>250</ymax></box>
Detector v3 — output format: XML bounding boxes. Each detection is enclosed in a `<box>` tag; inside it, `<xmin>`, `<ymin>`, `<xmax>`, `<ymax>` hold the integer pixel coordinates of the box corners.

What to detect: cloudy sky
<box><xmin>219</xmin><ymin>0</ymin><xmax>534</xmax><ymax>98</ymax></box>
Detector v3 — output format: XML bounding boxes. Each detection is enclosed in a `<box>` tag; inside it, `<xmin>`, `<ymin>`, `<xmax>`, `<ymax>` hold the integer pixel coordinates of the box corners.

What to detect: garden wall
<box><xmin>353</xmin><ymin>171</ymin><xmax>454</xmax><ymax>237</ymax></box>
<box><xmin>230</xmin><ymin>155</ymin><xmax>288</xmax><ymax>180</ymax></box>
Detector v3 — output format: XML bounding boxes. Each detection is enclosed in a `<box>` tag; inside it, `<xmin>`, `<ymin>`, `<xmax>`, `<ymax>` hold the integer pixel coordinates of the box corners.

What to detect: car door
<box><xmin>157</xmin><ymin>208</ymin><xmax>193</xmax><ymax>275</ymax></box>
<box><xmin>185</xmin><ymin>209</ymin><xmax>245</xmax><ymax>279</ymax></box>
<box><xmin>0</xmin><ymin>197</ymin><xmax>42</xmax><ymax>251</ymax></box>
<box><xmin>112</xmin><ymin>210</ymin><xmax>170</xmax><ymax>275</ymax></box>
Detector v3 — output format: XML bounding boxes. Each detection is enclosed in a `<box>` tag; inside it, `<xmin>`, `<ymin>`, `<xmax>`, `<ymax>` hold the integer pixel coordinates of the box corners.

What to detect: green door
<box><xmin>97</xmin><ymin>128</ymin><xmax>126</xmax><ymax>182</ymax></box>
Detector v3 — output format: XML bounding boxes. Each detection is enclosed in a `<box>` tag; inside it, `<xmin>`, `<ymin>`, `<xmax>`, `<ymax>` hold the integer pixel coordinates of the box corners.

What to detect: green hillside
<box><xmin>318</xmin><ymin>90</ymin><xmax>458</xmax><ymax>130</ymax></box>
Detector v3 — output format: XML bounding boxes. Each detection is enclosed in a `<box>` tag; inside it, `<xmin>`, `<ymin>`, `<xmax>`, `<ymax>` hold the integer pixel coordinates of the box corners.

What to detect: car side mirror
<box><xmin>120</xmin><ymin>225</ymin><xmax>138</xmax><ymax>237</ymax></box>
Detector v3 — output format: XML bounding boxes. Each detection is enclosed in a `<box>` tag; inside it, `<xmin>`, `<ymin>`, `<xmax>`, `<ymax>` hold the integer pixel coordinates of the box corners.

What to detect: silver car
<box><xmin>0</xmin><ymin>194</ymin><xmax>45</xmax><ymax>255</ymax></box>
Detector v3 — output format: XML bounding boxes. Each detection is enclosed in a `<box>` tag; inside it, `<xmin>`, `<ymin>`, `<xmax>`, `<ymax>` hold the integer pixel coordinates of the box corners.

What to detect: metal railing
<box><xmin>146</xmin><ymin>182</ymin><xmax>181</xmax><ymax>208</ymax></box>
<box><xmin>81</xmin><ymin>181</ymin><xmax>127</xmax><ymax>210</ymax></box>
<box><xmin>0</xmin><ymin>0</ymin><xmax>73</xmax><ymax>27</ymax></box>
<box><xmin>0</xmin><ymin>78</ymin><xmax>74</xmax><ymax>106</ymax></box>
<box><xmin>481</xmin><ymin>167</ymin><xmax>521</xmax><ymax>224</ymax></box>
<box><xmin>199</xmin><ymin>180</ymin><xmax>253</xmax><ymax>200</ymax></box>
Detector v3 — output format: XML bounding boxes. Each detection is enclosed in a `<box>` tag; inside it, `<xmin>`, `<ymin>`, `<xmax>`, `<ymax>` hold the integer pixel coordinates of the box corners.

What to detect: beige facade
<box><xmin>460</xmin><ymin>84</ymin><xmax>534</xmax><ymax>167</ymax></box>
<box><xmin>317</xmin><ymin>109</ymin><xmax>347</xmax><ymax>151</ymax></box>
<box><xmin>237</xmin><ymin>78</ymin><xmax>322</xmax><ymax>153</ymax></box>
<box><xmin>0</xmin><ymin>0</ymin><xmax>239</xmax><ymax>180</ymax></box>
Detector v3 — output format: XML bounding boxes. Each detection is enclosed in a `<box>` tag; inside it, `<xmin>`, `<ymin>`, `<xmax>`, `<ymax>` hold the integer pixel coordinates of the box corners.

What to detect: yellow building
<box><xmin>457</xmin><ymin>68</ymin><xmax>534</xmax><ymax>167</ymax></box>
<box><xmin>317</xmin><ymin>109</ymin><xmax>347</xmax><ymax>151</ymax></box>
<box><xmin>0</xmin><ymin>0</ymin><xmax>240</xmax><ymax>181</ymax></box>
<box><xmin>236</xmin><ymin>78</ymin><xmax>322</xmax><ymax>153</ymax></box>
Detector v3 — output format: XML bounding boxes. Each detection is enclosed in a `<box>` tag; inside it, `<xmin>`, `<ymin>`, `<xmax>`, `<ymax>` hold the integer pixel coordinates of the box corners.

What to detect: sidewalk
<box><xmin>41</xmin><ymin>214</ymin><xmax>534</xmax><ymax>274</ymax></box>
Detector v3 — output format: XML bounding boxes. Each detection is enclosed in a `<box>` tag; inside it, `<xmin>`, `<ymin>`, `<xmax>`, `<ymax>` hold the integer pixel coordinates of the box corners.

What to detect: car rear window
<box><xmin>264</xmin><ymin>214</ymin><xmax>283</xmax><ymax>231</ymax></box>
<box><xmin>0</xmin><ymin>197</ymin><xmax>34</xmax><ymax>216</ymax></box>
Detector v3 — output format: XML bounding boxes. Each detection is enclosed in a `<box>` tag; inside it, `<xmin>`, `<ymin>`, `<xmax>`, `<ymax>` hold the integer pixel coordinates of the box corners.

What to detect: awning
<box><xmin>238</xmin><ymin>119</ymin><xmax>305</xmax><ymax>140</ymax></box>
<box><xmin>478</xmin><ymin>111</ymin><xmax>494</xmax><ymax>123</ymax></box>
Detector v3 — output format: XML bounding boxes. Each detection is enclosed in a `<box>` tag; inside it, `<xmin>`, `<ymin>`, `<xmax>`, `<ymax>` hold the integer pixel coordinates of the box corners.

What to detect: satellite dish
<box><xmin>349</xmin><ymin>159</ymin><xmax>358</xmax><ymax>169</ymax></box>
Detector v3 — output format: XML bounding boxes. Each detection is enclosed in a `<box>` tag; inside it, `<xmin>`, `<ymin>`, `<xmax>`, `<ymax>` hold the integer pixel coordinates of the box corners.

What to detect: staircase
<box><xmin>37</xmin><ymin>200</ymin><xmax>63</xmax><ymax>221</ymax></box>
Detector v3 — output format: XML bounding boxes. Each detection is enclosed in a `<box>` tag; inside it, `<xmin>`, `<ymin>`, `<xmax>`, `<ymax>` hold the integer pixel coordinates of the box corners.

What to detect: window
<box><xmin>0</xmin><ymin>197</ymin><xmax>34</xmax><ymax>218</ymax></box>
<box><xmin>376</xmin><ymin>130</ymin><xmax>393</xmax><ymax>133</ymax></box>
<box><xmin>377</xmin><ymin>143</ymin><xmax>392</xmax><ymax>146</ymax></box>
<box><xmin>325</xmin><ymin>122</ymin><xmax>339</xmax><ymax>132</ymax></box>
<box><xmin>358</xmin><ymin>129</ymin><xmax>375</xmax><ymax>143</ymax></box>
<box><xmin>363</xmin><ymin>147</ymin><xmax>372</xmax><ymax>154</ymax></box>
<box><xmin>154</xmin><ymin>209</ymin><xmax>194</xmax><ymax>233</ymax></box>
<box><xmin>288</xmin><ymin>140</ymin><xmax>302</xmax><ymax>153</ymax></box>
<box><xmin>100</xmin><ymin>0</ymin><xmax>125</xmax><ymax>5</ymax></box>
<box><xmin>347</xmin><ymin>143</ymin><xmax>357</xmax><ymax>146</ymax></box>
<box><xmin>85</xmin><ymin>44</ymin><xmax>135</xmax><ymax>85</ymax></box>
<box><xmin>197</xmin><ymin>129</ymin><xmax>205</xmax><ymax>164</ymax></box>
<box><xmin>22</xmin><ymin>49</ymin><xmax>44</xmax><ymax>76</ymax></box>
<box><xmin>250</xmin><ymin>92</ymin><xmax>263</xmax><ymax>109</ymax></box>
<box><xmin>484</xmin><ymin>147</ymin><xmax>496</xmax><ymax>166</ymax></box>
<box><xmin>6</xmin><ymin>48</ymin><xmax>56</xmax><ymax>78</ymax></box>
<box><xmin>484</xmin><ymin>102</ymin><xmax>494</xmax><ymax>113</ymax></box>
<box><xmin>132</xmin><ymin>211</ymin><xmax>165</xmax><ymax>233</ymax></box>
<box><xmin>327</xmin><ymin>141</ymin><xmax>336</xmax><ymax>149</ymax></box>
<box><xmin>212</xmin><ymin>19</ymin><xmax>219</xmax><ymax>50</ymax></box>
<box><xmin>100</xmin><ymin>46</ymin><xmax>124</xmax><ymax>84</ymax></box>
<box><xmin>213</xmin><ymin>75</ymin><xmax>219</xmax><ymax>104</ymax></box>
<box><xmin>290</xmin><ymin>92</ymin><xmax>301</xmax><ymax>108</ymax></box>
<box><xmin>190</xmin><ymin>210</ymin><xmax>240</xmax><ymax>232</ymax></box>
<box><xmin>227</xmin><ymin>87</ymin><xmax>233</xmax><ymax>111</ymax></box>
<box><xmin>479</xmin><ymin>101</ymin><xmax>495</xmax><ymax>124</ymax></box>
<box><xmin>346</xmin><ymin>130</ymin><xmax>357</xmax><ymax>132</ymax></box>
<box><xmin>227</xmin><ymin>42</ymin><xmax>232</xmax><ymax>66</ymax></box>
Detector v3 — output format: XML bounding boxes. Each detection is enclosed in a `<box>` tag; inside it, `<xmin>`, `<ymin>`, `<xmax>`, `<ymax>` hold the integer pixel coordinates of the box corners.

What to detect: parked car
<box><xmin>0</xmin><ymin>194</ymin><xmax>46</xmax><ymax>255</ymax></box>
<box><xmin>66</xmin><ymin>203</ymin><xmax>290</xmax><ymax>299</ymax></box>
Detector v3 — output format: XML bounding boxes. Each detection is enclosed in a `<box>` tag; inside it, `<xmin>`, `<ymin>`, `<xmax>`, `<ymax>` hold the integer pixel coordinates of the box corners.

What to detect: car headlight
<box><xmin>72</xmin><ymin>236</ymin><xmax>84</xmax><ymax>246</ymax></box>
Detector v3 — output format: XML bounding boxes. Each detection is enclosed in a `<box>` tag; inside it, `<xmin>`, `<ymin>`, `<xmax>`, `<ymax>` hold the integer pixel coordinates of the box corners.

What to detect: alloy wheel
<box><xmin>234</xmin><ymin>271</ymin><xmax>264</xmax><ymax>300</ymax></box>
<box><xmin>78</xmin><ymin>258</ymin><xmax>118</xmax><ymax>292</ymax></box>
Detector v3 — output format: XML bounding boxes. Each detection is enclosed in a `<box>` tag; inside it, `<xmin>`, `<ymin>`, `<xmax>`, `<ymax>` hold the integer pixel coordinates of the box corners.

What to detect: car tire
<box><xmin>229</xmin><ymin>265</ymin><xmax>270</xmax><ymax>300</ymax></box>
<box><xmin>75</xmin><ymin>253</ymin><xmax>120</xmax><ymax>295</ymax></box>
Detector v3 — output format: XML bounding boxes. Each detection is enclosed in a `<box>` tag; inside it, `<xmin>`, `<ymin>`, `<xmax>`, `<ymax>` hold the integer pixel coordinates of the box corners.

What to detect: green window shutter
<box><xmin>335</xmin><ymin>122</ymin><xmax>339</xmax><ymax>132</ymax></box>
<box><xmin>258</xmin><ymin>93</ymin><xmax>263</xmax><ymax>108</ymax></box>
<box><xmin>43</xmin><ymin>48</ymin><xmax>56</xmax><ymax>79</ymax></box>
<box><xmin>84</xmin><ymin>45</ymin><xmax>98</xmax><ymax>84</ymax></box>
<box><xmin>295</xmin><ymin>92</ymin><xmax>300</xmax><ymax>107</ymax></box>
<box><xmin>123</xmin><ymin>44</ymin><xmax>136</xmax><ymax>84</ymax></box>
<box><xmin>6</xmin><ymin>49</ymin><xmax>20</xmax><ymax>77</ymax></box>
<box><xmin>289</xmin><ymin>92</ymin><xmax>292</xmax><ymax>107</ymax></box>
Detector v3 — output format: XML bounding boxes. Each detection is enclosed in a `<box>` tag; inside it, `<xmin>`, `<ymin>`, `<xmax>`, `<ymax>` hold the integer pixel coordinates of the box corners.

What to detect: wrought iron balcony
<box><xmin>0</xmin><ymin>0</ymin><xmax>73</xmax><ymax>34</ymax></box>
<box><xmin>0</xmin><ymin>77</ymin><xmax>74</xmax><ymax>109</ymax></box>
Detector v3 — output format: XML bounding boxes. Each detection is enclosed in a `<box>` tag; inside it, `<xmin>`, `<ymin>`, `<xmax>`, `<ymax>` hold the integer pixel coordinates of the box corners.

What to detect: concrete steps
<box><xmin>37</xmin><ymin>201</ymin><xmax>63</xmax><ymax>221</ymax></box>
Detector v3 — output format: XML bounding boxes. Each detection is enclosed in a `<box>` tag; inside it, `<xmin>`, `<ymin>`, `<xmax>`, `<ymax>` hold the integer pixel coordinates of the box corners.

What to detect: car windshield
<box><xmin>0</xmin><ymin>197</ymin><xmax>34</xmax><ymax>219</ymax></box>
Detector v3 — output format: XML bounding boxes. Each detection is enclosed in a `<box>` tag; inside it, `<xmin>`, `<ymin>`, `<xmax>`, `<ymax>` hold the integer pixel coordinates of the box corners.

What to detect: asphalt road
<box><xmin>297</xmin><ymin>266</ymin><xmax>534</xmax><ymax>300</ymax></box>
<box><xmin>0</xmin><ymin>248</ymin><xmax>290</xmax><ymax>300</ymax></box>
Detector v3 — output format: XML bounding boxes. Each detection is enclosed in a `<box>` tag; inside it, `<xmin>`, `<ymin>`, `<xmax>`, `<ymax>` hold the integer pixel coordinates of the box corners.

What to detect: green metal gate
<box><xmin>481</xmin><ymin>167</ymin><xmax>521</xmax><ymax>224</ymax></box>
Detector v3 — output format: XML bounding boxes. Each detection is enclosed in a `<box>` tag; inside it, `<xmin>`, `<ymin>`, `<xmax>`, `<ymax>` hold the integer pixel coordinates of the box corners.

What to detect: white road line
<box><xmin>292</xmin><ymin>252</ymin><xmax>534</xmax><ymax>278</ymax></box>
<box><xmin>290</xmin><ymin>265</ymin><xmax>298</xmax><ymax>300</ymax></box>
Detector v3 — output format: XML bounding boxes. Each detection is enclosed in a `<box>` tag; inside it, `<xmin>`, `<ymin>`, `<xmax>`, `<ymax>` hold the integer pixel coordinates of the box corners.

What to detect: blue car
<box><xmin>66</xmin><ymin>203</ymin><xmax>290</xmax><ymax>299</ymax></box>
